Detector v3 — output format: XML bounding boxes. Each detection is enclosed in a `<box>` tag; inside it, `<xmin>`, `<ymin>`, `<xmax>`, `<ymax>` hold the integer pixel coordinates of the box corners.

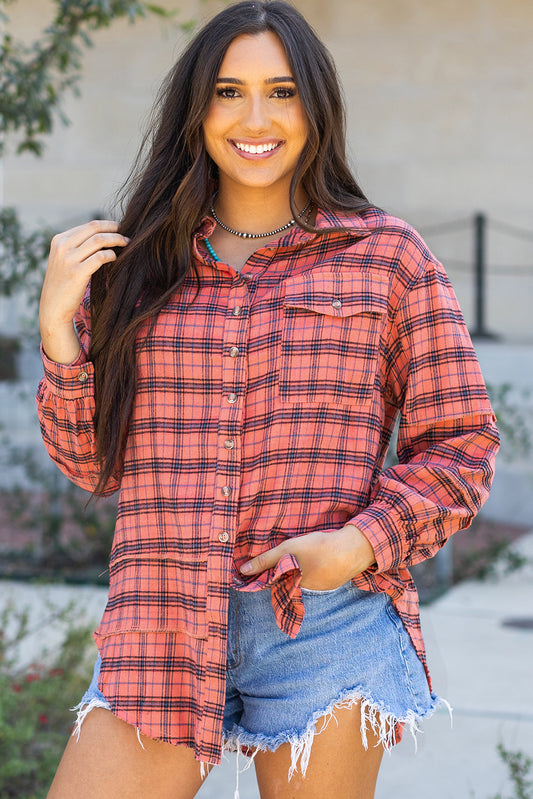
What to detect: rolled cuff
<box><xmin>40</xmin><ymin>344</ymin><xmax>94</xmax><ymax>400</ymax></box>
<box><xmin>348</xmin><ymin>507</ymin><xmax>407</xmax><ymax>574</ymax></box>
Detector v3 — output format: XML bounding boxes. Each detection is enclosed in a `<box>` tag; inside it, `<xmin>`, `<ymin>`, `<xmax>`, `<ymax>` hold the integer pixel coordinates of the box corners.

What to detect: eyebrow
<box><xmin>216</xmin><ymin>76</ymin><xmax>295</xmax><ymax>85</ymax></box>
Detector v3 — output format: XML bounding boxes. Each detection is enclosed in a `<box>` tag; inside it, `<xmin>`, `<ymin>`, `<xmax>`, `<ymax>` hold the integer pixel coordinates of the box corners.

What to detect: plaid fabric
<box><xmin>37</xmin><ymin>207</ymin><xmax>499</xmax><ymax>764</ymax></box>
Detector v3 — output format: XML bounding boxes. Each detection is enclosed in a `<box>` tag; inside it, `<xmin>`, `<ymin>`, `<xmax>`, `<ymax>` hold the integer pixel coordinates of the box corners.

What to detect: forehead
<box><xmin>218</xmin><ymin>31</ymin><xmax>292</xmax><ymax>78</ymax></box>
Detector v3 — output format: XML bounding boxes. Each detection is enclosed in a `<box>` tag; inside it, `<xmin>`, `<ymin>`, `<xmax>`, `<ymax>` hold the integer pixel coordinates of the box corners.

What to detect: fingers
<box><xmin>240</xmin><ymin>543</ymin><xmax>286</xmax><ymax>575</ymax></box>
<box><xmin>50</xmin><ymin>220</ymin><xmax>130</xmax><ymax>274</ymax></box>
<box><xmin>39</xmin><ymin>220</ymin><xmax>132</xmax><ymax>362</ymax></box>
<box><xmin>239</xmin><ymin>527</ymin><xmax>375</xmax><ymax>589</ymax></box>
<box><xmin>52</xmin><ymin>219</ymin><xmax>122</xmax><ymax>249</ymax></box>
<box><xmin>73</xmin><ymin>231</ymin><xmax>130</xmax><ymax>267</ymax></box>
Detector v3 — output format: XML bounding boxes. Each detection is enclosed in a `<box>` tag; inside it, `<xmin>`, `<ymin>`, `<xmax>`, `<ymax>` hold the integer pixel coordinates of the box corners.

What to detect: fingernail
<box><xmin>240</xmin><ymin>562</ymin><xmax>252</xmax><ymax>574</ymax></box>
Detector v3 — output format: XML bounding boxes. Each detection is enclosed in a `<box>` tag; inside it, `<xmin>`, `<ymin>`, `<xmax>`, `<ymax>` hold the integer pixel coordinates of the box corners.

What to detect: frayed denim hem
<box><xmin>223</xmin><ymin>686</ymin><xmax>453</xmax><ymax>782</ymax></box>
<box><xmin>71</xmin><ymin>698</ymin><xmax>147</xmax><ymax>750</ymax></box>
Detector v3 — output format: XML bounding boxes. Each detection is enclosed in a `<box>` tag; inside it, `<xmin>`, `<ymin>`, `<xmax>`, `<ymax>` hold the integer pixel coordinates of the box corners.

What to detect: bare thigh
<box><xmin>47</xmin><ymin>708</ymin><xmax>208</xmax><ymax>799</ymax></box>
<box><xmin>254</xmin><ymin>702</ymin><xmax>384</xmax><ymax>799</ymax></box>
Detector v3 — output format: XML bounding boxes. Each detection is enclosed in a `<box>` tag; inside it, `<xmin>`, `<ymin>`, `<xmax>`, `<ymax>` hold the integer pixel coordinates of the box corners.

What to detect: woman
<box><xmin>37</xmin><ymin>2</ymin><xmax>499</xmax><ymax>797</ymax></box>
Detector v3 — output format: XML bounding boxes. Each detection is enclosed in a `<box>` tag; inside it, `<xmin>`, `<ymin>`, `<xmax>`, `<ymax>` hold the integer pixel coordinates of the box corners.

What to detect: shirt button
<box><xmin>224</xmin><ymin>439</ymin><xmax>235</xmax><ymax>449</ymax></box>
<box><xmin>242</xmin><ymin>272</ymin><xmax>253</xmax><ymax>281</ymax></box>
<box><xmin>229</xmin><ymin>346</ymin><xmax>239</xmax><ymax>357</ymax></box>
<box><xmin>221</xmin><ymin>486</ymin><xmax>232</xmax><ymax>497</ymax></box>
<box><xmin>332</xmin><ymin>299</ymin><xmax>342</xmax><ymax>309</ymax></box>
<box><xmin>233</xmin><ymin>306</ymin><xmax>242</xmax><ymax>316</ymax></box>
<box><xmin>227</xmin><ymin>393</ymin><xmax>237</xmax><ymax>404</ymax></box>
<box><xmin>77</xmin><ymin>371</ymin><xmax>89</xmax><ymax>382</ymax></box>
<box><xmin>218</xmin><ymin>532</ymin><xmax>230</xmax><ymax>543</ymax></box>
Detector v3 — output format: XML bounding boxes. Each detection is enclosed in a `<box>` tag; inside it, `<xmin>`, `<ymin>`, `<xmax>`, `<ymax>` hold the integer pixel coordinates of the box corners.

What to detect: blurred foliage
<box><xmin>0</xmin><ymin>0</ymin><xmax>194</xmax><ymax>338</ymax></box>
<box><xmin>489</xmin><ymin>743</ymin><xmax>533</xmax><ymax>799</ymax></box>
<box><xmin>0</xmin><ymin>207</ymin><xmax>53</xmax><ymax>305</ymax></box>
<box><xmin>0</xmin><ymin>600</ymin><xmax>94</xmax><ymax>798</ymax></box>
<box><xmin>0</xmin><ymin>0</ymin><xmax>184</xmax><ymax>157</ymax></box>
<box><xmin>486</xmin><ymin>382</ymin><xmax>532</xmax><ymax>462</ymax></box>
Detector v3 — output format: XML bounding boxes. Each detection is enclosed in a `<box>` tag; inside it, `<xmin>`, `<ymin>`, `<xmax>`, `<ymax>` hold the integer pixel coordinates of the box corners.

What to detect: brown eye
<box><xmin>216</xmin><ymin>87</ymin><xmax>240</xmax><ymax>99</ymax></box>
<box><xmin>272</xmin><ymin>87</ymin><xmax>296</xmax><ymax>99</ymax></box>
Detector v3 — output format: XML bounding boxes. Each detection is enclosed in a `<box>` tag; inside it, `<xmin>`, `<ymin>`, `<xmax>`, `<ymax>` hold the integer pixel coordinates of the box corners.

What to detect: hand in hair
<box><xmin>39</xmin><ymin>220</ymin><xmax>130</xmax><ymax>365</ymax></box>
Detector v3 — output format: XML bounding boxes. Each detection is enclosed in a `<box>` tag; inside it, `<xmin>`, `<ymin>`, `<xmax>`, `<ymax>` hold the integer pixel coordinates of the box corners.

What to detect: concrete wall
<box><xmin>475</xmin><ymin>342</ymin><xmax>533</xmax><ymax>526</ymax></box>
<box><xmin>1</xmin><ymin>0</ymin><xmax>532</xmax><ymax>522</ymax></box>
<box><xmin>4</xmin><ymin>0</ymin><xmax>531</xmax><ymax>340</ymax></box>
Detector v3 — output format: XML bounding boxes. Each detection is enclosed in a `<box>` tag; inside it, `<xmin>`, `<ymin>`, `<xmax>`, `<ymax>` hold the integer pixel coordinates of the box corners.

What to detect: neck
<box><xmin>213</xmin><ymin>181</ymin><xmax>308</xmax><ymax>235</ymax></box>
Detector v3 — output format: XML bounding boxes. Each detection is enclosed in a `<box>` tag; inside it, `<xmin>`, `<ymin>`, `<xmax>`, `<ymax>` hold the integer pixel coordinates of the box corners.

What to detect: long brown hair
<box><xmin>89</xmin><ymin>0</ymin><xmax>372</xmax><ymax>494</ymax></box>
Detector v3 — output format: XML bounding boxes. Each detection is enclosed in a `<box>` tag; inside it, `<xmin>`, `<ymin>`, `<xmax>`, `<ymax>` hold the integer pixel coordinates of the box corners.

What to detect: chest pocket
<box><xmin>278</xmin><ymin>271</ymin><xmax>388</xmax><ymax>404</ymax></box>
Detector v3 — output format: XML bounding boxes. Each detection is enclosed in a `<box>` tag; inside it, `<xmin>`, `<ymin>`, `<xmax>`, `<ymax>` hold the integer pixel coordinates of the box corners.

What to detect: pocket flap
<box><xmin>283</xmin><ymin>271</ymin><xmax>389</xmax><ymax>317</ymax></box>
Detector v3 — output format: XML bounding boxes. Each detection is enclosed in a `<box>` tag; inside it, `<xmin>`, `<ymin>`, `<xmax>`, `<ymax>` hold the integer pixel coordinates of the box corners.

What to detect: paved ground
<box><xmin>1</xmin><ymin>531</ymin><xmax>532</xmax><ymax>798</ymax></box>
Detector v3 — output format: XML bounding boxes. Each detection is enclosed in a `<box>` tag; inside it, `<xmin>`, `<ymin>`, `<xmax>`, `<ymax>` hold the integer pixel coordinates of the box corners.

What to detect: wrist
<box><xmin>40</xmin><ymin>321</ymin><xmax>81</xmax><ymax>366</ymax></box>
<box><xmin>339</xmin><ymin>523</ymin><xmax>377</xmax><ymax>575</ymax></box>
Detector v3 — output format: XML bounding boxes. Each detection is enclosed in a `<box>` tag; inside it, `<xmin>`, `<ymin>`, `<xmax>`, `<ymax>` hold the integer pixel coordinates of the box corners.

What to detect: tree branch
<box><xmin>0</xmin><ymin>0</ymin><xmax>181</xmax><ymax>156</ymax></box>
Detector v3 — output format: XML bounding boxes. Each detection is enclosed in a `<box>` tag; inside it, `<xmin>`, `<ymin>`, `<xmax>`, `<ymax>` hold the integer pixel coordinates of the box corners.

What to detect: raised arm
<box><xmin>36</xmin><ymin>220</ymin><xmax>129</xmax><ymax>494</ymax></box>
<box><xmin>39</xmin><ymin>220</ymin><xmax>129</xmax><ymax>363</ymax></box>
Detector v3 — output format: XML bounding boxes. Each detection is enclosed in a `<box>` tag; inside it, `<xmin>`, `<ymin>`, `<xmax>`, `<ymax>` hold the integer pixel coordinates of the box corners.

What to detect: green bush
<box><xmin>0</xmin><ymin>601</ymin><xmax>94</xmax><ymax>799</ymax></box>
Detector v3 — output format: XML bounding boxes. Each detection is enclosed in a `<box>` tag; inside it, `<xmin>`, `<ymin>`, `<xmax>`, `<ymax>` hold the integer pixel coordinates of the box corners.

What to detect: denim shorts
<box><xmin>75</xmin><ymin>581</ymin><xmax>448</xmax><ymax>778</ymax></box>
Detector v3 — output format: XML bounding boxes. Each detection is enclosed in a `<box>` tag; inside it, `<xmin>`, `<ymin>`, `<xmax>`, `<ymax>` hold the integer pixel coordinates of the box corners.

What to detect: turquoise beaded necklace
<box><xmin>203</xmin><ymin>237</ymin><xmax>220</xmax><ymax>262</ymax></box>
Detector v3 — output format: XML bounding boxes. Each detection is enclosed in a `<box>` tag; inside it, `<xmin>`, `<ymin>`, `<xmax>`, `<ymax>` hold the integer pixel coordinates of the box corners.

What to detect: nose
<box><xmin>241</xmin><ymin>93</ymin><xmax>269</xmax><ymax>133</ymax></box>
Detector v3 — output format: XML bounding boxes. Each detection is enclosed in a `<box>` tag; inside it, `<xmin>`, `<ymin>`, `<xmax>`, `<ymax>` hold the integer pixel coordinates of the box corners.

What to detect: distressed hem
<box><xmin>71</xmin><ymin>698</ymin><xmax>146</xmax><ymax>750</ymax></box>
<box><xmin>71</xmin><ymin>697</ymin><xmax>216</xmax><ymax>772</ymax></box>
<box><xmin>223</xmin><ymin>687</ymin><xmax>452</xmax><ymax>781</ymax></box>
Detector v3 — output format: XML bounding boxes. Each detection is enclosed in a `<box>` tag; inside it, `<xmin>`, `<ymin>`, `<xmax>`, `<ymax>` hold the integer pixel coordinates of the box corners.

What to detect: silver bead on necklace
<box><xmin>209</xmin><ymin>193</ymin><xmax>311</xmax><ymax>239</ymax></box>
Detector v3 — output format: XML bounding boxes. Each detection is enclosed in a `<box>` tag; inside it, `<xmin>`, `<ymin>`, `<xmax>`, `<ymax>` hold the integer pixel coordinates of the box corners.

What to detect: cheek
<box><xmin>202</xmin><ymin>106</ymin><xmax>224</xmax><ymax>149</ymax></box>
<box><xmin>288</xmin><ymin>106</ymin><xmax>309</xmax><ymax>146</ymax></box>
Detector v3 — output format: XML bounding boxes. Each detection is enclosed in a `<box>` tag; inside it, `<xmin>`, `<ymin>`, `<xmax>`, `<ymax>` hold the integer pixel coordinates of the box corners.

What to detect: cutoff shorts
<box><xmin>77</xmin><ymin>580</ymin><xmax>447</xmax><ymax>776</ymax></box>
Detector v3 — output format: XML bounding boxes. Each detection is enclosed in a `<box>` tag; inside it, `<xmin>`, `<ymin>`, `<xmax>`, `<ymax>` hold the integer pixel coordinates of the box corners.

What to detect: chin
<box><xmin>225</xmin><ymin>170</ymin><xmax>293</xmax><ymax>192</ymax></box>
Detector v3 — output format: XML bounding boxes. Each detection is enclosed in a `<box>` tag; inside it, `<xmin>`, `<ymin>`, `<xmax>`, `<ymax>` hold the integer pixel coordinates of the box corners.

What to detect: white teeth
<box><xmin>234</xmin><ymin>141</ymin><xmax>280</xmax><ymax>154</ymax></box>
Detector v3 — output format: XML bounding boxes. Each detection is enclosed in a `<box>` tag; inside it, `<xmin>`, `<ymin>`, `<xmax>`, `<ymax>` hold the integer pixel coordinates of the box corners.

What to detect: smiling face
<box><xmin>202</xmin><ymin>31</ymin><xmax>309</xmax><ymax>196</ymax></box>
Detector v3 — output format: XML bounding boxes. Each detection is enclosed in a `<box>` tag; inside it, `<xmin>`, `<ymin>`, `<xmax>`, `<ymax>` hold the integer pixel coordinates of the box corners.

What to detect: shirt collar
<box><xmin>313</xmin><ymin>206</ymin><xmax>371</xmax><ymax>236</ymax></box>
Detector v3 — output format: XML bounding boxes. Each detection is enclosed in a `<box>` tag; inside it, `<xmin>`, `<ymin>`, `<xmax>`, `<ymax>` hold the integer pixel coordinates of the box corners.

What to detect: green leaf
<box><xmin>16</xmin><ymin>139</ymin><xmax>43</xmax><ymax>156</ymax></box>
<box><xmin>0</xmin><ymin>0</ymin><xmax>189</xmax><ymax>156</ymax></box>
<box><xmin>146</xmin><ymin>3</ymin><xmax>175</xmax><ymax>17</ymax></box>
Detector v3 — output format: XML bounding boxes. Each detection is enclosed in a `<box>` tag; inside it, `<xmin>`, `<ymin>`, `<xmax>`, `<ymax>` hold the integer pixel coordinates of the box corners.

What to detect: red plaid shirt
<box><xmin>37</xmin><ymin>207</ymin><xmax>498</xmax><ymax>764</ymax></box>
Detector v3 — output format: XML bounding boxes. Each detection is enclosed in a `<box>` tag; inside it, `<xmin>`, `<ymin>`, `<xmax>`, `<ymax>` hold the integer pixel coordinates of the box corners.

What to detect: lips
<box><xmin>230</xmin><ymin>139</ymin><xmax>284</xmax><ymax>158</ymax></box>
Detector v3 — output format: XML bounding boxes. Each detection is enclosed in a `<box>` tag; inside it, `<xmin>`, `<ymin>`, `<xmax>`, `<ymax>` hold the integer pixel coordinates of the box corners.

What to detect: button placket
<box><xmin>212</xmin><ymin>283</ymin><xmax>250</xmax><ymax>548</ymax></box>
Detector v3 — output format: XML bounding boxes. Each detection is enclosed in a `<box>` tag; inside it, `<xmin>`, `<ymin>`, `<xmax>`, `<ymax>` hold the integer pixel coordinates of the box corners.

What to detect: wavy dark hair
<box><xmin>89</xmin><ymin>0</ymin><xmax>372</xmax><ymax>494</ymax></box>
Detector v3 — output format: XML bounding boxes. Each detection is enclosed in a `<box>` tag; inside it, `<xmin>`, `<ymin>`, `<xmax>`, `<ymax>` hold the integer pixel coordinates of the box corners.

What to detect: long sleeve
<box><xmin>353</xmin><ymin>255</ymin><xmax>499</xmax><ymax>572</ymax></box>
<box><xmin>36</xmin><ymin>294</ymin><xmax>120</xmax><ymax>496</ymax></box>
